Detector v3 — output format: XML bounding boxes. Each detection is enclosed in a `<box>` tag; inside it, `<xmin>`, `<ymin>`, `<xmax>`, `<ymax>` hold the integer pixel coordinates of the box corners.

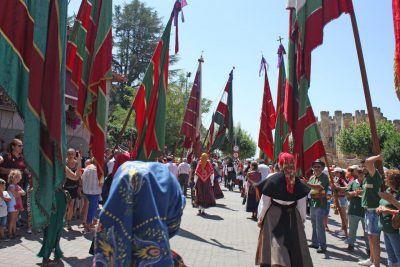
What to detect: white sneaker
<box><xmin>358</xmin><ymin>259</ymin><xmax>372</xmax><ymax>266</ymax></box>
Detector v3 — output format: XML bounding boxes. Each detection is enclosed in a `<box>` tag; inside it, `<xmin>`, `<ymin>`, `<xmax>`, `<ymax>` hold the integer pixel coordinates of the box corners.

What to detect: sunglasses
<box><xmin>312</xmin><ymin>165</ymin><xmax>322</xmax><ymax>169</ymax></box>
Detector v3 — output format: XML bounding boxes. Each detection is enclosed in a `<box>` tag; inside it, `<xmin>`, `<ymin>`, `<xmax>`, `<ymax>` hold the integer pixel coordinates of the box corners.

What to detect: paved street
<box><xmin>0</xmin><ymin>184</ymin><xmax>388</xmax><ymax>267</ymax></box>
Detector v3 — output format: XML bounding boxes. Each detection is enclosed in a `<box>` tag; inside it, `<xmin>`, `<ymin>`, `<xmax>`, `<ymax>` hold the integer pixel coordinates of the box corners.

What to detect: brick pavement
<box><xmin>171</xmin><ymin>186</ymin><xmax>389</xmax><ymax>267</ymax></box>
<box><xmin>0</xmin><ymin>184</ymin><xmax>389</xmax><ymax>267</ymax></box>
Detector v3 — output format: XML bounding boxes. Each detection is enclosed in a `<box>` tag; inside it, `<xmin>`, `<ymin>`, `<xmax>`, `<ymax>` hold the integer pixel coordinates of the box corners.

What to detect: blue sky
<box><xmin>69</xmin><ymin>0</ymin><xmax>398</xmax><ymax>147</ymax></box>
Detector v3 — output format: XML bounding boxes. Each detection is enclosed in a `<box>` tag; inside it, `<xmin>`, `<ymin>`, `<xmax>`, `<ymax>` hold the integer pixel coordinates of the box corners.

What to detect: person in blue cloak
<box><xmin>94</xmin><ymin>161</ymin><xmax>186</xmax><ymax>267</ymax></box>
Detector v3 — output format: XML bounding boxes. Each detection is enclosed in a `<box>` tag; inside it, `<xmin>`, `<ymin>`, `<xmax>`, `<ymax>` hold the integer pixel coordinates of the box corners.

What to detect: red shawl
<box><xmin>195</xmin><ymin>161</ymin><xmax>214</xmax><ymax>183</ymax></box>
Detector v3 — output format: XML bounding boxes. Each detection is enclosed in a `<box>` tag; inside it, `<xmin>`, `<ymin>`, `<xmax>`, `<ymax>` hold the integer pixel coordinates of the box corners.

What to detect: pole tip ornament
<box><xmin>277</xmin><ymin>44</ymin><xmax>286</xmax><ymax>68</ymax></box>
<box><xmin>259</xmin><ymin>56</ymin><xmax>269</xmax><ymax>77</ymax></box>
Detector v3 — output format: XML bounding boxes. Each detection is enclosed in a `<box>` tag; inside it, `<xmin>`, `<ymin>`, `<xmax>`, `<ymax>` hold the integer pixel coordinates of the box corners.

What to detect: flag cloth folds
<box><xmin>180</xmin><ymin>56</ymin><xmax>203</xmax><ymax>158</ymax></box>
<box><xmin>283</xmin><ymin>0</ymin><xmax>355</xmax><ymax>176</ymax></box>
<box><xmin>273</xmin><ymin>45</ymin><xmax>290</xmax><ymax>161</ymax></box>
<box><xmin>207</xmin><ymin>70</ymin><xmax>234</xmax><ymax>152</ymax></box>
<box><xmin>287</xmin><ymin>0</ymin><xmax>354</xmax><ymax>82</ymax></box>
<box><xmin>67</xmin><ymin>0</ymin><xmax>113</xmax><ymax>180</ymax></box>
<box><xmin>394</xmin><ymin>0</ymin><xmax>400</xmax><ymax>101</ymax></box>
<box><xmin>0</xmin><ymin>0</ymin><xmax>67</xmax><ymax>233</ymax></box>
<box><xmin>285</xmin><ymin>0</ymin><xmax>353</xmax><ymax>175</ymax></box>
<box><xmin>131</xmin><ymin>17</ymin><xmax>173</xmax><ymax>160</ymax></box>
<box><xmin>258</xmin><ymin>56</ymin><xmax>276</xmax><ymax>161</ymax></box>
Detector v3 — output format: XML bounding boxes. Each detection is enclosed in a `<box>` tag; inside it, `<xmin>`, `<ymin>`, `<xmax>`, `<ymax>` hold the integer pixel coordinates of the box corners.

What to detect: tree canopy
<box><xmin>336</xmin><ymin>121</ymin><xmax>400</xmax><ymax>168</ymax></box>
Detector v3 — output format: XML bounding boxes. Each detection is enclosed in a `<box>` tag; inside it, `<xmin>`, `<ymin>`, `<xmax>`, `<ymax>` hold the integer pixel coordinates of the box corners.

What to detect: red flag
<box><xmin>206</xmin><ymin>115</ymin><xmax>215</xmax><ymax>153</ymax></box>
<box><xmin>207</xmin><ymin>70</ymin><xmax>234</xmax><ymax>152</ymax></box>
<box><xmin>131</xmin><ymin>17</ymin><xmax>172</xmax><ymax>160</ymax></box>
<box><xmin>290</xmin><ymin>0</ymin><xmax>354</xmax><ymax>82</ymax></box>
<box><xmin>284</xmin><ymin>0</ymin><xmax>352</xmax><ymax>176</ymax></box>
<box><xmin>67</xmin><ymin>0</ymin><xmax>112</xmax><ymax>180</ymax></box>
<box><xmin>180</xmin><ymin>56</ymin><xmax>203</xmax><ymax>158</ymax></box>
<box><xmin>394</xmin><ymin>0</ymin><xmax>400</xmax><ymax>101</ymax></box>
<box><xmin>274</xmin><ymin>45</ymin><xmax>290</xmax><ymax>160</ymax></box>
<box><xmin>258</xmin><ymin>57</ymin><xmax>276</xmax><ymax>161</ymax></box>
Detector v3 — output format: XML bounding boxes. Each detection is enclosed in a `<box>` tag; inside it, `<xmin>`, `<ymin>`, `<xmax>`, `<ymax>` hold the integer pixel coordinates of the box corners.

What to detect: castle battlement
<box><xmin>317</xmin><ymin>108</ymin><xmax>400</xmax><ymax>164</ymax></box>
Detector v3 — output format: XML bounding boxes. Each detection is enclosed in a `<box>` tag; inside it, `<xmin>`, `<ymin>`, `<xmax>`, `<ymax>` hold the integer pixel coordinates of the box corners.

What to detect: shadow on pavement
<box><xmin>327</xmin><ymin>218</ymin><xmax>342</xmax><ymax>228</ymax></box>
<box><xmin>210</xmin><ymin>238</ymin><xmax>244</xmax><ymax>252</ymax></box>
<box><xmin>178</xmin><ymin>229</ymin><xmax>244</xmax><ymax>252</ymax></box>
<box><xmin>323</xmin><ymin>243</ymin><xmax>388</xmax><ymax>264</ymax></box>
<box><xmin>201</xmin><ymin>213</ymin><xmax>224</xmax><ymax>220</ymax></box>
<box><xmin>0</xmin><ymin>236</ymin><xmax>23</xmax><ymax>248</ymax></box>
<box><xmin>62</xmin><ymin>255</ymin><xmax>92</xmax><ymax>267</ymax></box>
<box><xmin>215</xmin><ymin>203</ymin><xmax>238</xmax><ymax>212</ymax></box>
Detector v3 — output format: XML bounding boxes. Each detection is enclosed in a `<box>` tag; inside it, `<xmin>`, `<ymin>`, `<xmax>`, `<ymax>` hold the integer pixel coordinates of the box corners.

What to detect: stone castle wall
<box><xmin>317</xmin><ymin>107</ymin><xmax>400</xmax><ymax>165</ymax></box>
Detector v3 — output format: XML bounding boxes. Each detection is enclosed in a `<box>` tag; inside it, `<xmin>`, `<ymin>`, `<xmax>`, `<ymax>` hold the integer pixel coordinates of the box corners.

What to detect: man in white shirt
<box><xmin>165</xmin><ymin>156</ymin><xmax>178</xmax><ymax>178</ymax></box>
<box><xmin>177</xmin><ymin>158</ymin><xmax>191</xmax><ymax>196</ymax></box>
<box><xmin>258</xmin><ymin>159</ymin><xmax>270</xmax><ymax>181</ymax></box>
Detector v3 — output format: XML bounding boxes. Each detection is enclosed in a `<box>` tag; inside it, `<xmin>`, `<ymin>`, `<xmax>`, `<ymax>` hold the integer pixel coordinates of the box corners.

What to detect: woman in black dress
<box><xmin>64</xmin><ymin>148</ymin><xmax>81</xmax><ymax>230</ymax></box>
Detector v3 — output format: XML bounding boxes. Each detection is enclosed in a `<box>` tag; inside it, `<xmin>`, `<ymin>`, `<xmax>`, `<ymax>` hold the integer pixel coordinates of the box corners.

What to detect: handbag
<box><xmin>392</xmin><ymin>213</ymin><xmax>400</xmax><ymax>229</ymax></box>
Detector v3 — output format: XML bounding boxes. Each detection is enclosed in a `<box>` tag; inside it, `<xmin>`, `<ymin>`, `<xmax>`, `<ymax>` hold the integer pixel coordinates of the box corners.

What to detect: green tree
<box><xmin>113</xmin><ymin>0</ymin><xmax>162</xmax><ymax>86</ymax></box>
<box><xmin>111</xmin><ymin>0</ymin><xmax>179</xmax><ymax>112</ymax></box>
<box><xmin>337</xmin><ymin>121</ymin><xmax>399</xmax><ymax>158</ymax></box>
<box><xmin>219</xmin><ymin>124</ymin><xmax>257</xmax><ymax>159</ymax></box>
<box><xmin>382</xmin><ymin>133</ymin><xmax>400</xmax><ymax>169</ymax></box>
<box><xmin>106</xmin><ymin>91</ymin><xmax>136</xmax><ymax>149</ymax></box>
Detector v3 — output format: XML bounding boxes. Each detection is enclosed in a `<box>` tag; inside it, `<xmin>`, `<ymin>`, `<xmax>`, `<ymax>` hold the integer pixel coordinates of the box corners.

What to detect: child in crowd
<box><xmin>0</xmin><ymin>178</ymin><xmax>11</xmax><ymax>240</ymax></box>
<box><xmin>7</xmin><ymin>169</ymin><xmax>26</xmax><ymax>238</ymax></box>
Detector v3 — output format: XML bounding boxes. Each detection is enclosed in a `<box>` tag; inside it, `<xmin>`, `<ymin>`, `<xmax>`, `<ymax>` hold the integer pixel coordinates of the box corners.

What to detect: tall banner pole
<box><xmin>113</xmin><ymin>105</ymin><xmax>135</xmax><ymax>152</ymax></box>
<box><xmin>349</xmin><ymin>7</ymin><xmax>384</xmax><ymax>175</ymax></box>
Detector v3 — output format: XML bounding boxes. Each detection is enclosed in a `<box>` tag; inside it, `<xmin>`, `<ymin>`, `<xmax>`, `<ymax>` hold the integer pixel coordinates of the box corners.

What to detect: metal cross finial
<box><xmin>199</xmin><ymin>51</ymin><xmax>204</xmax><ymax>63</ymax></box>
<box><xmin>277</xmin><ymin>36</ymin><xmax>284</xmax><ymax>44</ymax></box>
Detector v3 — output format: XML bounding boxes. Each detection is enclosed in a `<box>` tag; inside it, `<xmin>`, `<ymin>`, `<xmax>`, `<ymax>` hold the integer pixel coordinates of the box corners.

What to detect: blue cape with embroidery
<box><xmin>95</xmin><ymin>161</ymin><xmax>185</xmax><ymax>267</ymax></box>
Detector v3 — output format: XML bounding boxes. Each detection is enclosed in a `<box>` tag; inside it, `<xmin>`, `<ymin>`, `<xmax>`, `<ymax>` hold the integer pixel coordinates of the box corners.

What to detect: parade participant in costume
<box><xmin>212</xmin><ymin>162</ymin><xmax>224</xmax><ymax>199</ymax></box>
<box><xmin>308</xmin><ymin>159</ymin><xmax>329</xmax><ymax>253</ymax></box>
<box><xmin>195</xmin><ymin>153</ymin><xmax>216</xmax><ymax>215</ymax></box>
<box><xmin>95</xmin><ymin>161</ymin><xmax>186</xmax><ymax>267</ymax></box>
<box><xmin>246</xmin><ymin>161</ymin><xmax>261</xmax><ymax>220</ymax></box>
<box><xmin>256</xmin><ymin>152</ymin><xmax>312</xmax><ymax>267</ymax></box>
<box><xmin>225</xmin><ymin>158</ymin><xmax>237</xmax><ymax>191</ymax></box>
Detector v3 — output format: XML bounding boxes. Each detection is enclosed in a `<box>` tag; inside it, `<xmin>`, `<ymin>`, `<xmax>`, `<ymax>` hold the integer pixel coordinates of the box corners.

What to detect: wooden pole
<box><xmin>202</xmin><ymin>127</ymin><xmax>210</xmax><ymax>152</ymax></box>
<box><xmin>113</xmin><ymin>104</ymin><xmax>135</xmax><ymax>152</ymax></box>
<box><xmin>349</xmin><ymin>8</ymin><xmax>384</xmax><ymax>175</ymax></box>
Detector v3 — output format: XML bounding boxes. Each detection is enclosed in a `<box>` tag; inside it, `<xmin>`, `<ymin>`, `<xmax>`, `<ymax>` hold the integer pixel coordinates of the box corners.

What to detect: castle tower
<box><xmin>342</xmin><ymin>113</ymin><xmax>353</xmax><ymax>129</ymax></box>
